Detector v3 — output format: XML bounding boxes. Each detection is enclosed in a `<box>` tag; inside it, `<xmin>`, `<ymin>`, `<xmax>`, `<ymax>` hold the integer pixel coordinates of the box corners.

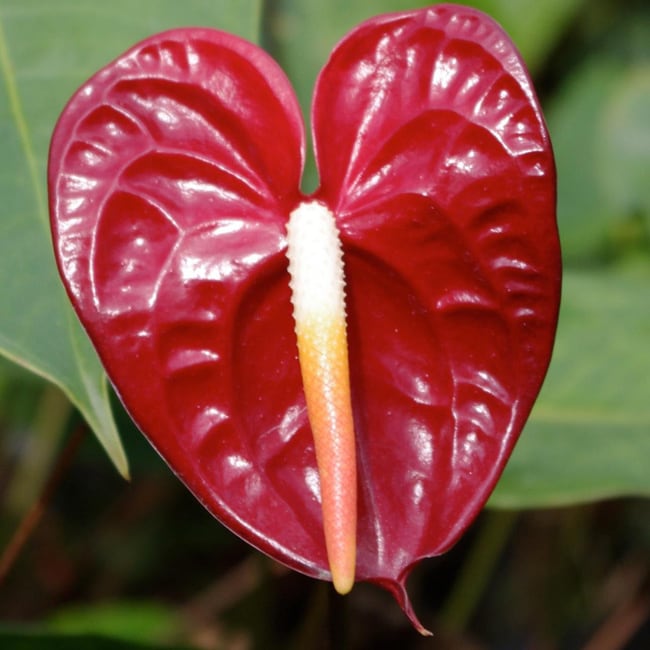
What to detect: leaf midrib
<box><xmin>0</xmin><ymin>12</ymin><xmax>47</xmax><ymax>227</ymax></box>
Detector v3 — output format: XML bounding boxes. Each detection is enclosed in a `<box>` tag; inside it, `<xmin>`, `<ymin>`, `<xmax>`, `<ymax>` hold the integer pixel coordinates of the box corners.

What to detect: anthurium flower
<box><xmin>48</xmin><ymin>4</ymin><xmax>560</xmax><ymax>633</ymax></box>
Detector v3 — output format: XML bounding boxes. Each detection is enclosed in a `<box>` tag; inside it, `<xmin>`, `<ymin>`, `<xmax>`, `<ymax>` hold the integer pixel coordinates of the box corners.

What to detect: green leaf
<box><xmin>0</xmin><ymin>627</ymin><xmax>196</xmax><ymax>650</ymax></box>
<box><xmin>597</xmin><ymin>65</ymin><xmax>650</xmax><ymax>226</ymax></box>
<box><xmin>548</xmin><ymin>59</ymin><xmax>650</xmax><ymax>264</ymax></box>
<box><xmin>0</xmin><ymin>0</ymin><xmax>262</xmax><ymax>476</ymax></box>
<box><xmin>547</xmin><ymin>2</ymin><xmax>650</xmax><ymax>265</ymax></box>
<box><xmin>47</xmin><ymin>601</ymin><xmax>183</xmax><ymax>646</ymax></box>
<box><xmin>491</xmin><ymin>268</ymin><xmax>650</xmax><ymax>508</ymax></box>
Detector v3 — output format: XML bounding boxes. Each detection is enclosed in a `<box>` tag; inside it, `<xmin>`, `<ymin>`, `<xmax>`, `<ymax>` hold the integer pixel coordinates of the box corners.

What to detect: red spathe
<box><xmin>48</xmin><ymin>4</ymin><xmax>560</xmax><ymax>632</ymax></box>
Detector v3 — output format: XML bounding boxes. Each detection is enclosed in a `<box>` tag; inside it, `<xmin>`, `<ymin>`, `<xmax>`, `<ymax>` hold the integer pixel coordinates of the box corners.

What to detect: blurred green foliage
<box><xmin>1</xmin><ymin>0</ymin><xmax>649</xmax><ymax>648</ymax></box>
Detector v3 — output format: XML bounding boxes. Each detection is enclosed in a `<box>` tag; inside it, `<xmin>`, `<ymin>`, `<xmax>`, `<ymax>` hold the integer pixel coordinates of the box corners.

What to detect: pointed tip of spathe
<box><xmin>417</xmin><ymin>625</ymin><xmax>434</xmax><ymax>637</ymax></box>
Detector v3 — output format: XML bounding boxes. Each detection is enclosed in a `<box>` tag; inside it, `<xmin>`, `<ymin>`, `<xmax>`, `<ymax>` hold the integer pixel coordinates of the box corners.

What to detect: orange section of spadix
<box><xmin>295</xmin><ymin>312</ymin><xmax>357</xmax><ymax>595</ymax></box>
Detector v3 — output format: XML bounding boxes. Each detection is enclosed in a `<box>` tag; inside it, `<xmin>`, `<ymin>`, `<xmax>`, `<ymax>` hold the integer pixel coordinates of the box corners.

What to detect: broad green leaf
<box><xmin>47</xmin><ymin>601</ymin><xmax>182</xmax><ymax>646</ymax></box>
<box><xmin>491</xmin><ymin>268</ymin><xmax>650</xmax><ymax>508</ymax></box>
<box><xmin>547</xmin><ymin>3</ymin><xmax>650</xmax><ymax>265</ymax></box>
<box><xmin>548</xmin><ymin>59</ymin><xmax>650</xmax><ymax>264</ymax></box>
<box><xmin>0</xmin><ymin>0</ymin><xmax>262</xmax><ymax>476</ymax></box>
<box><xmin>0</xmin><ymin>627</ymin><xmax>195</xmax><ymax>650</ymax></box>
<box><xmin>597</xmin><ymin>65</ymin><xmax>650</xmax><ymax>228</ymax></box>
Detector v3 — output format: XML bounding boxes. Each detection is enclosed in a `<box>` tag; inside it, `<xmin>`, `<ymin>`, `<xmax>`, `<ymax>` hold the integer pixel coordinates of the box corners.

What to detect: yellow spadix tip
<box><xmin>332</xmin><ymin>556</ymin><xmax>355</xmax><ymax>595</ymax></box>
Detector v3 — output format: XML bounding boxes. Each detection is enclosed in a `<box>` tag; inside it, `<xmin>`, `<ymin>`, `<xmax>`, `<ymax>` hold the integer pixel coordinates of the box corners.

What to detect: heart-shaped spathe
<box><xmin>48</xmin><ymin>4</ymin><xmax>561</xmax><ymax>632</ymax></box>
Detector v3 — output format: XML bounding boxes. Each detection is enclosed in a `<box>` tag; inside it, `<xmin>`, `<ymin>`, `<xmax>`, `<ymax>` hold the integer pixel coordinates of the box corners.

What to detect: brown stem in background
<box><xmin>0</xmin><ymin>424</ymin><xmax>86</xmax><ymax>585</ymax></box>
<box><xmin>180</xmin><ymin>554</ymin><xmax>265</xmax><ymax>626</ymax></box>
<box><xmin>584</xmin><ymin>588</ymin><xmax>650</xmax><ymax>650</ymax></box>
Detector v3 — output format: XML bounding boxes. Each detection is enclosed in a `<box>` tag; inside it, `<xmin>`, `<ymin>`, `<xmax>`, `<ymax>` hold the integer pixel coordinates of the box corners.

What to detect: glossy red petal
<box><xmin>312</xmin><ymin>4</ymin><xmax>560</xmax><ymax>626</ymax></box>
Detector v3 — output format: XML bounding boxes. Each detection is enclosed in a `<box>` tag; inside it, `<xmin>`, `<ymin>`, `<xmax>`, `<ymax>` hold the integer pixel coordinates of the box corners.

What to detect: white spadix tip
<box><xmin>286</xmin><ymin>201</ymin><xmax>346</xmax><ymax>323</ymax></box>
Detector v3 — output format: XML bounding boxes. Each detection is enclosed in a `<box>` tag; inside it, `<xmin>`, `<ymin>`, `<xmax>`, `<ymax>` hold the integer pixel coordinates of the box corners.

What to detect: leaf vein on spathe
<box><xmin>0</xmin><ymin>13</ymin><xmax>47</xmax><ymax>226</ymax></box>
